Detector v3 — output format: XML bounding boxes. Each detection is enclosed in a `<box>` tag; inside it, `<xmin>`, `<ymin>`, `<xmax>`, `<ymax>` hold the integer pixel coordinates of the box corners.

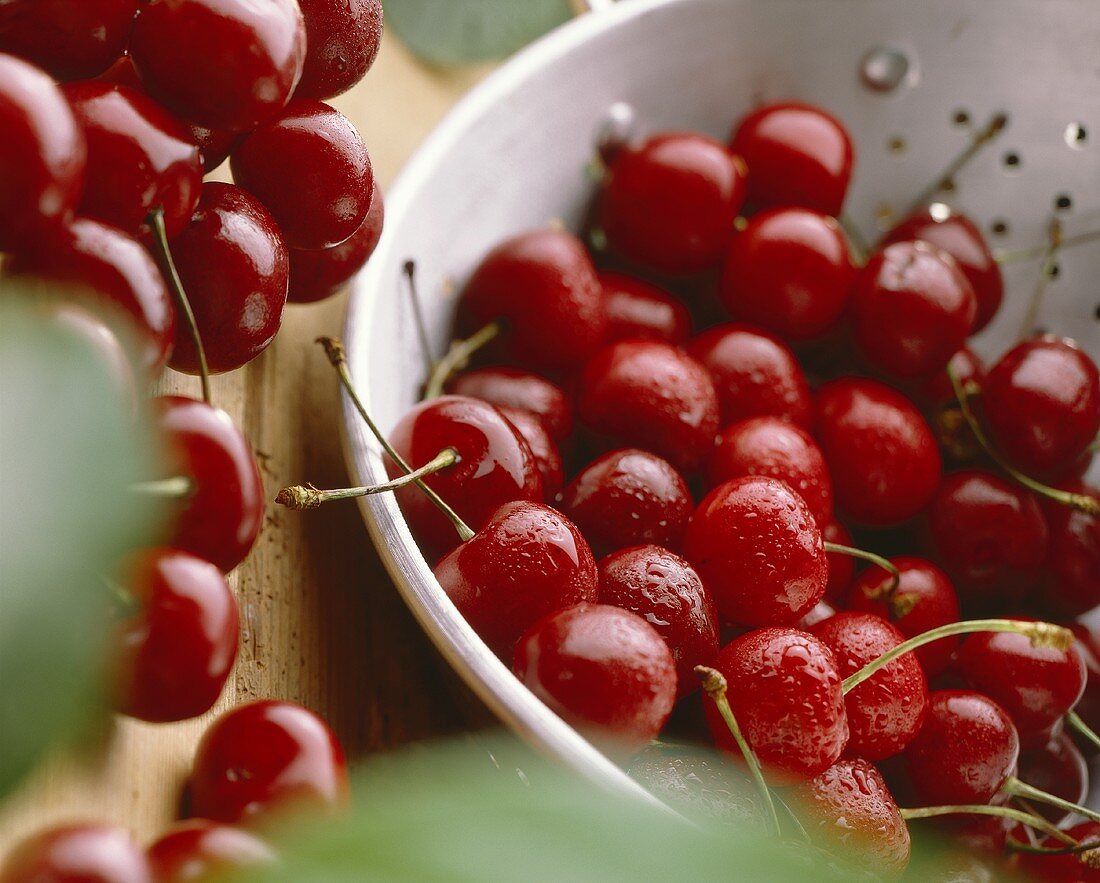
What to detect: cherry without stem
<box><xmin>448</xmin><ymin>366</ymin><xmax>573</xmax><ymax>442</ymax></box>
<box><xmin>147</xmin><ymin>820</ymin><xmax>274</xmax><ymax>882</ymax></box>
<box><xmin>0</xmin><ymin>0</ymin><xmax>137</xmax><ymax>81</ymax></box>
<box><xmin>295</xmin><ymin>0</ymin><xmax>383</xmax><ymax>100</ymax></box>
<box><xmin>288</xmin><ymin>191</ymin><xmax>384</xmax><ymax>304</ymax></box>
<box><xmin>0</xmin><ymin>824</ymin><xmax>151</xmax><ymax>883</ymax></box>
<box><xmin>600</xmin><ymin>272</ymin><xmax>692</xmax><ymax>345</ymax></box>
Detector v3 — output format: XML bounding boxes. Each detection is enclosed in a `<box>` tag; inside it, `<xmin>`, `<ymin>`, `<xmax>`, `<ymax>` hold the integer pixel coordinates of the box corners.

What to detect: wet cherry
<box><xmin>797</xmin><ymin>599</ymin><xmax>837</xmax><ymax>630</ymax></box>
<box><xmin>1040</xmin><ymin>482</ymin><xmax>1100</xmax><ymax>617</ymax></box>
<box><xmin>600</xmin><ymin>272</ymin><xmax>692</xmax><ymax>345</ymax></box>
<box><xmin>0</xmin><ymin>824</ymin><xmax>150</xmax><ymax>883</ymax></box>
<box><xmin>916</xmin><ymin>347</ymin><xmax>987</xmax><ymax>411</ymax></box>
<box><xmin>295</xmin><ymin>0</ymin><xmax>383</xmax><ymax>100</ymax></box>
<box><xmin>287</xmin><ymin>191</ymin><xmax>384</xmax><ymax>304</ymax></box>
<box><xmin>822</xmin><ymin>520</ymin><xmax>855</xmax><ymax>601</ymax></box>
<box><xmin>497</xmin><ymin>407</ymin><xmax>564</xmax><ymax>498</ymax></box>
<box><xmin>1016</xmin><ymin>732</ymin><xmax>1089</xmax><ymax>824</ymax></box>
<box><xmin>147</xmin><ymin>820</ymin><xmax>274</xmax><ymax>882</ymax></box>
<box><xmin>449</xmin><ymin>366</ymin><xmax>573</xmax><ymax>442</ymax></box>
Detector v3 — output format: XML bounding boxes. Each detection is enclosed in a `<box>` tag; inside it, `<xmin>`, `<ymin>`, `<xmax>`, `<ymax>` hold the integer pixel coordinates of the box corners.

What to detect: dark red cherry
<box><xmin>190</xmin><ymin>700</ymin><xmax>347</xmax><ymax>824</ymax></box>
<box><xmin>685</xmin><ymin>476</ymin><xmax>826</xmax><ymax>627</ymax></box>
<box><xmin>982</xmin><ymin>337</ymin><xmax>1100</xmax><ymax>477</ymax></box>
<box><xmin>790</xmin><ymin>758</ymin><xmax>911</xmax><ymax>875</ymax></box>
<box><xmin>1016</xmin><ymin>732</ymin><xmax>1088</xmax><ymax>824</ymax></box>
<box><xmin>687</xmin><ymin>323</ymin><xmax>813</xmax><ymax>429</ymax></box>
<box><xmin>707</xmin><ymin>416</ymin><xmax>833</xmax><ymax>527</ymax></box>
<box><xmin>1041</xmin><ymin>483</ymin><xmax>1100</xmax><ymax>617</ymax></box>
<box><xmin>903</xmin><ymin>690</ymin><xmax>1019</xmax><ymax>806</ymax></box>
<box><xmin>287</xmin><ymin>191</ymin><xmax>384</xmax><ymax>304</ymax></box>
<box><xmin>600</xmin><ymin>132</ymin><xmax>747</xmax><ymax>276</ymax></box>
<box><xmin>597</xmin><ymin>544</ymin><xmax>719</xmax><ymax>697</ymax></box>
<box><xmin>916</xmin><ymin>346</ymin><xmax>987</xmax><ymax>411</ymax></box>
<box><xmin>129</xmin><ymin>0</ymin><xmax>305</xmax><ymax>132</ymax></box>
<box><xmin>448</xmin><ymin>366</ymin><xmax>573</xmax><ymax>442</ymax></box>
<box><xmin>513</xmin><ymin>603</ymin><xmax>676</xmax><ymax>757</ymax></box>
<box><xmin>810</xmin><ymin>612</ymin><xmax>929</xmax><ymax>760</ymax></box>
<box><xmin>704</xmin><ymin>627</ymin><xmax>848</xmax><ymax>784</ymax></box>
<box><xmin>0</xmin><ymin>824</ymin><xmax>151</xmax><ymax>883</ymax></box>
<box><xmin>1015</xmin><ymin>821</ymin><xmax>1100</xmax><ymax>882</ymax></box>
<box><xmin>167</xmin><ymin>183</ymin><xmax>289</xmax><ymax>374</ymax></box>
<box><xmin>927</xmin><ymin>470</ymin><xmax>1048</xmax><ymax>601</ymax></box>
<box><xmin>62</xmin><ymin>81</ymin><xmax>202</xmax><ymax>239</ymax></box>
<box><xmin>0</xmin><ymin>53</ymin><xmax>86</xmax><ymax>250</ymax></box>
<box><xmin>115</xmin><ymin>547</ymin><xmax>238</xmax><ymax>723</ymax></box>
<box><xmin>560</xmin><ymin>448</ymin><xmax>693</xmax><ymax>557</ymax></box>
<box><xmin>600</xmin><ymin>272</ymin><xmax>691</xmax><ymax>345</ymax></box>
<box><xmin>386</xmin><ymin>395</ymin><xmax>543</xmax><ymax>558</ymax></box>
<box><xmin>846</xmin><ymin>556</ymin><xmax>961</xmax><ymax>678</ymax></box>
<box><xmin>729</xmin><ymin>101</ymin><xmax>853</xmax><ymax>216</ymax></box>
<box><xmin>459</xmin><ymin>228</ymin><xmax>606</xmax><ymax>370</ymax></box>
<box><xmin>883</xmin><ymin>206</ymin><xmax>1004</xmax><ymax>333</ymax></box>
<box><xmin>498</xmin><ymin>407</ymin><xmax>564</xmax><ymax>499</ymax></box>
<box><xmin>0</xmin><ymin>0</ymin><xmax>137</xmax><ymax>81</ymax></box>
<box><xmin>576</xmin><ymin>340</ymin><xmax>720</xmax><ymax>472</ymax></box>
<box><xmin>813</xmin><ymin>378</ymin><xmax>941</xmax><ymax>526</ymax></box>
<box><xmin>822</xmin><ymin>520</ymin><xmax>855</xmax><ymax>601</ymax></box>
<box><xmin>295</xmin><ymin>0</ymin><xmax>382</xmax><ymax>100</ymax></box>
<box><xmin>154</xmin><ymin>396</ymin><xmax>264</xmax><ymax>573</ymax></box>
<box><xmin>720</xmin><ymin>208</ymin><xmax>856</xmax><ymax>341</ymax></box>
<box><xmin>147</xmin><ymin>820</ymin><xmax>274</xmax><ymax>882</ymax></box>
<box><xmin>1069</xmin><ymin>622</ymin><xmax>1100</xmax><ymax>751</ymax></box>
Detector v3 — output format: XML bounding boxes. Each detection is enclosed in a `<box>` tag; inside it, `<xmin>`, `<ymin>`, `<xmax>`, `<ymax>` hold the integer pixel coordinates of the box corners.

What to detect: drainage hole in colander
<box><xmin>1002</xmin><ymin>151</ymin><xmax>1022</xmax><ymax>173</ymax></box>
<box><xmin>1064</xmin><ymin>121</ymin><xmax>1088</xmax><ymax>149</ymax></box>
<box><xmin>990</xmin><ymin>219</ymin><xmax>1010</xmax><ymax>237</ymax></box>
<box><xmin>952</xmin><ymin>109</ymin><xmax>970</xmax><ymax>127</ymax></box>
<box><xmin>1054</xmin><ymin>193</ymin><xmax>1073</xmax><ymax>212</ymax></box>
<box><xmin>887</xmin><ymin>135</ymin><xmax>906</xmax><ymax>155</ymax></box>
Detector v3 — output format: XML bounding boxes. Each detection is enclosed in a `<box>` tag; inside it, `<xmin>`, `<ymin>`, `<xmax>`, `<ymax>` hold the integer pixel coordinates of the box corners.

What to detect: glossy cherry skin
<box><xmin>916</xmin><ymin>346</ymin><xmax>987</xmax><ymax>411</ymax></box>
<box><xmin>0</xmin><ymin>53</ymin><xmax>86</xmax><ymax>251</ymax></box>
<box><xmin>154</xmin><ymin>396</ymin><xmax>264</xmax><ymax>573</ymax></box>
<box><xmin>459</xmin><ymin>228</ymin><xmax>606</xmax><ymax>370</ymax></box>
<box><xmin>685</xmin><ymin>476</ymin><xmax>827</xmax><ymax>627</ymax></box>
<box><xmin>167</xmin><ymin>183</ymin><xmax>289</xmax><ymax>374</ymax></box>
<box><xmin>600</xmin><ymin>132</ymin><xmax>747</xmax><ymax>276</ymax></box>
<box><xmin>822</xmin><ymin>520</ymin><xmax>855</xmax><ymax>601</ymax></box>
<box><xmin>791</xmin><ymin>759</ymin><xmax>910</xmax><ymax>876</ymax></box>
<box><xmin>0</xmin><ymin>824</ymin><xmax>151</xmax><ymax>883</ymax></box>
<box><xmin>147</xmin><ymin>820</ymin><xmax>274</xmax><ymax>882</ymax></box>
<box><xmin>560</xmin><ymin>449</ymin><xmax>693</xmax><ymax>557</ymax></box>
<box><xmin>686</xmin><ymin>323</ymin><xmax>812</xmax><ymax>429</ymax></box>
<box><xmin>729</xmin><ymin>101</ymin><xmax>853</xmax><ymax>216</ymax></box>
<box><xmin>498</xmin><ymin>407</ymin><xmax>564</xmax><ymax>498</ymax></box>
<box><xmin>927</xmin><ymin>470</ymin><xmax>1048</xmax><ymax>601</ymax></box>
<box><xmin>597</xmin><ymin>544</ymin><xmax>719</xmax><ymax>697</ymax></box>
<box><xmin>846</xmin><ymin>556</ymin><xmax>961</xmax><ymax>678</ymax></box>
<box><xmin>449</xmin><ymin>366</ymin><xmax>573</xmax><ymax>442</ymax></box>
<box><xmin>1041</xmin><ymin>483</ymin><xmax>1100</xmax><ymax>617</ymax></box>
<box><xmin>576</xmin><ymin>341</ymin><xmax>720</xmax><ymax>472</ymax></box>
<box><xmin>1015</xmin><ymin>821</ymin><xmax>1100</xmax><ymax>882</ymax></box>
<box><xmin>704</xmin><ymin>628</ymin><xmax>848</xmax><ymax>785</ymax></box>
<box><xmin>129</xmin><ymin>0</ymin><xmax>305</xmax><ymax>132</ymax></box>
<box><xmin>982</xmin><ymin>336</ymin><xmax>1100</xmax><ymax>477</ymax></box>
<box><xmin>810</xmin><ymin>612</ymin><xmax>928</xmax><ymax>760</ymax></box>
<box><xmin>813</xmin><ymin>378</ymin><xmax>941</xmax><ymax>526</ymax></box>
<box><xmin>191</xmin><ymin>700</ymin><xmax>347</xmax><ymax>824</ymax></box>
<box><xmin>295</xmin><ymin>0</ymin><xmax>382</xmax><ymax>100</ymax></box>
<box><xmin>1017</xmin><ymin>732</ymin><xmax>1088</xmax><ymax>824</ymax></box>
<box><xmin>62</xmin><ymin>81</ymin><xmax>202</xmax><ymax>239</ymax></box>
<box><xmin>1070</xmin><ymin>622</ymin><xmax>1100</xmax><ymax>751</ymax></box>
<box><xmin>706</xmin><ymin>416</ymin><xmax>833</xmax><ymax>527</ymax></box>
<box><xmin>719</xmin><ymin>208</ymin><xmax>856</xmax><ymax>341</ymax></box>
<box><xmin>903</xmin><ymin>690</ymin><xmax>1019</xmax><ymax>806</ymax></box>
<box><xmin>513</xmin><ymin>603</ymin><xmax>676</xmax><ymax>758</ymax></box>
<box><xmin>600</xmin><ymin>272</ymin><xmax>691</xmax><ymax>345</ymax></box>
<box><xmin>796</xmin><ymin>599</ymin><xmax>836</xmax><ymax>629</ymax></box>
<box><xmin>0</xmin><ymin>0</ymin><xmax>137</xmax><ymax>80</ymax></box>
<box><xmin>287</xmin><ymin>191</ymin><xmax>383</xmax><ymax>304</ymax></box>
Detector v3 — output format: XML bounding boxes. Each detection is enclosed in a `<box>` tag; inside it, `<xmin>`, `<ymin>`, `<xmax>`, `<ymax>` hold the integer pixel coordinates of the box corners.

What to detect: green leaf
<box><xmin>385</xmin><ymin>0</ymin><xmax>574</xmax><ymax>65</ymax></box>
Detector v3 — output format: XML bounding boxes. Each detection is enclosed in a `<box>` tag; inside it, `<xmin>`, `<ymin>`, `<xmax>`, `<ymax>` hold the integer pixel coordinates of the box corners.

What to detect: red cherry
<box><xmin>190</xmin><ymin>701</ymin><xmax>347</xmax><ymax>825</ymax></box>
<box><xmin>597</xmin><ymin>544</ymin><xmax>719</xmax><ymax>697</ymax></box>
<box><xmin>600</xmin><ymin>272</ymin><xmax>691</xmax><ymax>345</ymax></box>
<box><xmin>686</xmin><ymin>323</ymin><xmax>813</xmax><ymax>429</ymax></box>
<box><xmin>167</xmin><ymin>183</ymin><xmax>289</xmax><ymax>374</ymax></box>
<box><xmin>0</xmin><ymin>0</ymin><xmax>137</xmax><ymax>81</ymax></box>
<box><xmin>62</xmin><ymin>81</ymin><xmax>202</xmax><ymax>239</ymax></box>
<box><xmin>147</xmin><ymin>820</ymin><xmax>274</xmax><ymax>882</ymax></box>
<box><xmin>903</xmin><ymin>690</ymin><xmax>1020</xmax><ymax>806</ymax></box>
<box><xmin>154</xmin><ymin>396</ymin><xmax>264</xmax><ymax>573</ymax></box>
<box><xmin>790</xmin><ymin>758</ymin><xmax>911</xmax><ymax>875</ymax></box>
<box><xmin>822</xmin><ymin>520</ymin><xmax>855</xmax><ymax>601</ymax></box>
<box><xmin>1015</xmin><ymin>821</ymin><xmax>1100</xmax><ymax>882</ymax></box>
<box><xmin>497</xmin><ymin>407</ymin><xmax>564</xmax><ymax>499</ymax></box>
<box><xmin>386</xmin><ymin>395</ymin><xmax>543</xmax><ymax>558</ymax></box>
<box><xmin>576</xmin><ymin>340</ymin><xmax>720</xmax><ymax>472</ymax></box>
<box><xmin>813</xmin><ymin>378</ymin><xmax>941</xmax><ymax>526</ymax></box>
<box><xmin>295</xmin><ymin>0</ymin><xmax>382</xmax><ymax>100</ymax></box>
<box><xmin>810</xmin><ymin>612</ymin><xmax>929</xmax><ymax>760</ymax></box>
<box><xmin>0</xmin><ymin>53</ymin><xmax>86</xmax><ymax>250</ymax></box>
<box><xmin>729</xmin><ymin>101</ymin><xmax>853</xmax><ymax>216</ymax></box>
<box><xmin>560</xmin><ymin>448</ymin><xmax>693</xmax><ymax>557</ymax></box>
<box><xmin>513</xmin><ymin>603</ymin><xmax>677</xmax><ymax>757</ymax></box>
<box><xmin>129</xmin><ymin>0</ymin><xmax>305</xmax><ymax>132</ymax></box>
<box><xmin>459</xmin><ymin>228</ymin><xmax>606</xmax><ymax>370</ymax></box>
<box><xmin>1040</xmin><ymin>483</ymin><xmax>1100</xmax><ymax>617</ymax></box>
<box><xmin>927</xmin><ymin>470</ymin><xmax>1048</xmax><ymax>601</ymax></box>
<box><xmin>0</xmin><ymin>824</ymin><xmax>151</xmax><ymax>883</ymax></box>
<box><xmin>685</xmin><ymin>476</ymin><xmax>826</xmax><ymax>627</ymax></box>
<box><xmin>719</xmin><ymin>208</ymin><xmax>855</xmax><ymax>341</ymax></box>
<box><xmin>914</xmin><ymin>346</ymin><xmax>986</xmax><ymax>410</ymax></box>
<box><xmin>1017</xmin><ymin>732</ymin><xmax>1089</xmax><ymax>824</ymax></box>
<box><xmin>706</xmin><ymin>416</ymin><xmax>833</xmax><ymax>527</ymax></box>
<box><xmin>982</xmin><ymin>336</ymin><xmax>1100</xmax><ymax>478</ymax></box>
<box><xmin>448</xmin><ymin>366</ymin><xmax>573</xmax><ymax>442</ymax></box>
<box><xmin>287</xmin><ymin>191</ymin><xmax>383</xmax><ymax>304</ymax></box>
<box><xmin>704</xmin><ymin>627</ymin><xmax>848</xmax><ymax>784</ymax></box>
<box><xmin>846</xmin><ymin>556</ymin><xmax>962</xmax><ymax>678</ymax></box>
<box><xmin>600</xmin><ymin>132</ymin><xmax>747</xmax><ymax>276</ymax></box>
<box><xmin>1069</xmin><ymin>622</ymin><xmax>1100</xmax><ymax>752</ymax></box>
<box><xmin>883</xmin><ymin>206</ymin><xmax>1004</xmax><ymax>333</ymax></box>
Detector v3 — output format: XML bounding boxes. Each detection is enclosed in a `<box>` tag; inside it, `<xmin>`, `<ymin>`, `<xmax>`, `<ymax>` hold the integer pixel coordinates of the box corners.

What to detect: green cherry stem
<box><xmin>899</xmin><ymin>804</ymin><xmax>1071</xmax><ymax>845</ymax></box>
<box><xmin>423</xmin><ymin>320</ymin><xmax>504</xmax><ymax>400</ymax></box>
<box><xmin>839</xmin><ymin>213</ymin><xmax>869</xmax><ymax>266</ymax></box>
<box><xmin>403</xmin><ymin>260</ymin><xmax>437</xmax><ymax>379</ymax></box>
<box><xmin>129</xmin><ymin>476</ymin><xmax>193</xmax><ymax>498</ymax></box>
<box><xmin>822</xmin><ymin>542</ymin><xmax>900</xmax><ymax>595</ymax></box>
<box><xmin>1017</xmin><ymin>216</ymin><xmax>1062</xmax><ymax>342</ymax></box>
<box><xmin>1007</xmin><ymin>837</ymin><xmax>1100</xmax><ymax>857</ymax></box>
<box><xmin>1004</xmin><ymin>776</ymin><xmax>1100</xmax><ymax>826</ymax></box>
<box><xmin>1066</xmin><ymin>710</ymin><xmax>1100</xmax><ymax>751</ymax></box>
<box><xmin>994</xmin><ymin>227</ymin><xmax>1100</xmax><ymax>264</ymax></box>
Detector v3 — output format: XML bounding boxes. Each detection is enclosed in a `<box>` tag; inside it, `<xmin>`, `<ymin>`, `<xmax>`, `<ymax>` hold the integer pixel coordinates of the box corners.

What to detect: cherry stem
<box><xmin>103</xmin><ymin>576</ymin><xmax>140</xmax><ymax>619</ymax></box>
<box><xmin>694</xmin><ymin>665</ymin><xmax>782</xmax><ymax>837</ymax></box>
<box><xmin>276</xmin><ymin>447</ymin><xmax>460</xmax><ymax>510</ymax></box>
<box><xmin>947</xmin><ymin>364</ymin><xmax>1100</xmax><ymax>515</ymax></box>
<box><xmin>317</xmin><ymin>336</ymin><xmax>475</xmax><ymax>542</ymax></box>
<box><xmin>147</xmin><ymin>206</ymin><xmax>211</xmax><ymax>405</ymax></box>
<box><xmin>423</xmin><ymin>320</ymin><xmax>504</xmax><ymax>400</ymax></box>
<box><xmin>1066</xmin><ymin>710</ymin><xmax>1100</xmax><ymax>751</ymax></box>
<box><xmin>1017</xmin><ymin>216</ymin><xmax>1062</xmax><ymax>342</ymax></box>
<box><xmin>994</xmin><ymin>228</ymin><xmax>1100</xmax><ymax>264</ymax></box>
<box><xmin>129</xmin><ymin>476</ymin><xmax>193</xmax><ymax>499</ymax></box>
<box><xmin>1004</xmin><ymin>775</ymin><xmax>1100</xmax><ymax>826</ymax></box>
<box><xmin>822</xmin><ymin>542</ymin><xmax>899</xmax><ymax>594</ymax></box>
<box><xmin>902</xmin><ymin>111</ymin><xmax>1008</xmax><ymax>216</ymax></box>
<box><xmin>403</xmin><ymin>260</ymin><xmax>437</xmax><ymax>379</ymax></box>
<box><xmin>899</xmin><ymin>804</ymin><xmax>1071</xmax><ymax>845</ymax></box>
<box><xmin>839</xmin><ymin>213</ymin><xmax>869</xmax><ymax>266</ymax></box>
<box><xmin>842</xmin><ymin>618</ymin><xmax>1073</xmax><ymax>694</ymax></box>
<box><xmin>1007</xmin><ymin>837</ymin><xmax>1100</xmax><ymax>857</ymax></box>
